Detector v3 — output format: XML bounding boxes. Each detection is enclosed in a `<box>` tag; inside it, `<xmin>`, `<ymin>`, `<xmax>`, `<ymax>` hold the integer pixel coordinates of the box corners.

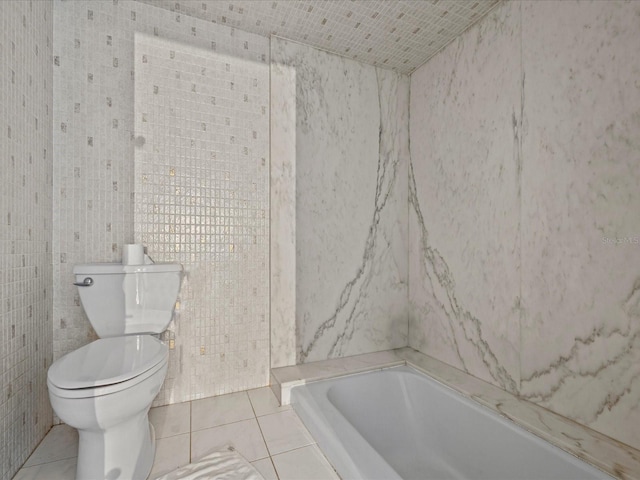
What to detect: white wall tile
<box><xmin>136</xmin><ymin>0</ymin><xmax>500</xmax><ymax>74</ymax></box>
<box><xmin>0</xmin><ymin>2</ymin><xmax>53</xmax><ymax>479</ymax></box>
<box><xmin>52</xmin><ymin>0</ymin><xmax>270</xmax><ymax>407</ymax></box>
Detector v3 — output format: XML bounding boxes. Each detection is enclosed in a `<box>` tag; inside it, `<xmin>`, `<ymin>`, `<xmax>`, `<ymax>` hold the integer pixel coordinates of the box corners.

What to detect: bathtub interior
<box><xmin>291</xmin><ymin>366</ymin><xmax>612</xmax><ymax>480</ymax></box>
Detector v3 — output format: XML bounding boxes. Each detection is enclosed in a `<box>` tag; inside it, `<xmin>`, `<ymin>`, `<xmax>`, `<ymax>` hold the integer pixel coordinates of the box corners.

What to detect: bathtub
<box><xmin>291</xmin><ymin>366</ymin><xmax>611</xmax><ymax>480</ymax></box>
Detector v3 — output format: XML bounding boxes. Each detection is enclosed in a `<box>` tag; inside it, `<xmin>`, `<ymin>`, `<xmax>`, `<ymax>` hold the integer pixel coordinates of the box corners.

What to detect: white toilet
<box><xmin>47</xmin><ymin>262</ymin><xmax>182</xmax><ymax>480</ymax></box>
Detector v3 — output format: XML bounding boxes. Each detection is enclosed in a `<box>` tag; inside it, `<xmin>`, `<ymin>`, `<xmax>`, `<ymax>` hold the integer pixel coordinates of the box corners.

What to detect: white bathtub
<box><xmin>291</xmin><ymin>366</ymin><xmax>611</xmax><ymax>480</ymax></box>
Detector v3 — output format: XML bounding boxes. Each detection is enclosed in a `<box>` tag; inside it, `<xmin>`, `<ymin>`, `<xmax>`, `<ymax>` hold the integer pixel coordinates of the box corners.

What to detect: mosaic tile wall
<box><xmin>53</xmin><ymin>0</ymin><xmax>269</xmax><ymax>406</ymax></box>
<box><xmin>0</xmin><ymin>2</ymin><xmax>53</xmax><ymax>479</ymax></box>
<box><xmin>138</xmin><ymin>0</ymin><xmax>501</xmax><ymax>74</ymax></box>
<box><xmin>134</xmin><ymin>33</ymin><xmax>269</xmax><ymax>403</ymax></box>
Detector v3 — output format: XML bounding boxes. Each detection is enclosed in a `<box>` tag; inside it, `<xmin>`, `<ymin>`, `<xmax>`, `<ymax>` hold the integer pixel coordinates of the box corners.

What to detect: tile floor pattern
<box><xmin>13</xmin><ymin>387</ymin><xmax>340</xmax><ymax>480</ymax></box>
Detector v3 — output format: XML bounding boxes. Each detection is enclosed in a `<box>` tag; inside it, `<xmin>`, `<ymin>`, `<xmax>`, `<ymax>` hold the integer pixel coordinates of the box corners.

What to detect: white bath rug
<box><xmin>153</xmin><ymin>446</ymin><xmax>265</xmax><ymax>480</ymax></box>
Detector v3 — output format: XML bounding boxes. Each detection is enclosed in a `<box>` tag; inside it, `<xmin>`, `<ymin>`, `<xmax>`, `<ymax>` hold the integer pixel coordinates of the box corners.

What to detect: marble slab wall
<box><xmin>410</xmin><ymin>0</ymin><xmax>640</xmax><ymax>451</ymax></box>
<box><xmin>409</xmin><ymin>1</ymin><xmax>522</xmax><ymax>394</ymax></box>
<box><xmin>271</xmin><ymin>38</ymin><xmax>409</xmax><ymax>366</ymax></box>
<box><xmin>0</xmin><ymin>2</ymin><xmax>53</xmax><ymax>479</ymax></box>
<box><xmin>53</xmin><ymin>0</ymin><xmax>270</xmax><ymax>406</ymax></box>
<box><xmin>519</xmin><ymin>0</ymin><xmax>640</xmax><ymax>451</ymax></box>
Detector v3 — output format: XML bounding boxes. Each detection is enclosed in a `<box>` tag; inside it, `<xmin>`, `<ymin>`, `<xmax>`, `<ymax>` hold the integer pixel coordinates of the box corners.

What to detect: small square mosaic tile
<box><xmin>136</xmin><ymin>0</ymin><xmax>502</xmax><ymax>73</ymax></box>
<box><xmin>53</xmin><ymin>0</ymin><xmax>270</xmax><ymax>408</ymax></box>
<box><xmin>1</xmin><ymin>1</ymin><xmax>54</xmax><ymax>479</ymax></box>
<box><xmin>134</xmin><ymin>32</ymin><xmax>269</xmax><ymax>404</ymax></box>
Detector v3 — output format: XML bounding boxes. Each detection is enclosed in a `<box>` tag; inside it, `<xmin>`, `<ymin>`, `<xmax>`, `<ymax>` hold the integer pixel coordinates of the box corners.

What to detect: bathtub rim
<box><xmin>272</xmin><ymin>347</ymin><xmax>640</xmax><ymax>480</ymax></box>
<box><xmin>294</xmin><ymin>365</ymin><xmax>613</xmax><ymax>479</ymax></box>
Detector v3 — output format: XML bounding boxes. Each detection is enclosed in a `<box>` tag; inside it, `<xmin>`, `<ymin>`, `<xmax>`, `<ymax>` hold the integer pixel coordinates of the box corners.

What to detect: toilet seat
<box><xmin>48</xmin><ymin>335</ymin><xmax>168</xmax><ymax>399</ymax></box>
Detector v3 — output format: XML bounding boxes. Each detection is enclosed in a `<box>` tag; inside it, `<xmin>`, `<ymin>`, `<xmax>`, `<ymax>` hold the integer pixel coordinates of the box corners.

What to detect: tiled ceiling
<box><xmin>136</xmin><ymin>0</ymin><xmax>501</xmax><ymax>73</ymax></box>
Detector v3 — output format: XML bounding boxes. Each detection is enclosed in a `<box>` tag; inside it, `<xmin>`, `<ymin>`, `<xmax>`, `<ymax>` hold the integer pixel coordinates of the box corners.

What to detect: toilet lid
<box><xmin>48</xmin><ymin>335</ymin><xmax>168</xmax><ymax>389</ymax></box>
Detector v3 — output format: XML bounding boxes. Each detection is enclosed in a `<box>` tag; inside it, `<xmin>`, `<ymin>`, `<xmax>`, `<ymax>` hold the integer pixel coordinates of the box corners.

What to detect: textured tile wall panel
<box><xmin>53</xmin><ymin>0</ymin><xmax>269</xmax><ymax>407</ymax></box>
<box><xmin>136</xmin><ymin>0</ymin><xmax>501</xmax><ymax>74</ymax></box>
<box><xmin>0</xmin><ymin>2</ymin><xmax>54</xmax><ymax>479</ymax></box>
<box><xmin>134</xmin><ymin>33</ymin><xmax>269</xmax><ymax>402</ymax></box>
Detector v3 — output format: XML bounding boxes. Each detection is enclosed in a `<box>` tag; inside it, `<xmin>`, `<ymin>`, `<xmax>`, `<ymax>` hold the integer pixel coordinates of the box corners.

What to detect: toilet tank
<box><xmin>73</xmin><ymin>263</ymin><xmax>183</xmax><ymax>338</ymax></box>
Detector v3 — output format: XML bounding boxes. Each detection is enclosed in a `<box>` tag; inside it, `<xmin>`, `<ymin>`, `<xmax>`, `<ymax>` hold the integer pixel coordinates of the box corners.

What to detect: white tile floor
<box><xmin>13</xmin><ymin>387</ymin><xmax>340</xmax><ymax>480</ymax></box>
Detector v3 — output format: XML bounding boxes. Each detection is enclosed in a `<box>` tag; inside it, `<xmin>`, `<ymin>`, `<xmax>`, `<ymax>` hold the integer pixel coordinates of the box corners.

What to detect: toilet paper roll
<box><xmin>122</xmin><ymin>244</ymin><xmax>145</xmax><ymax>265</ymax></box>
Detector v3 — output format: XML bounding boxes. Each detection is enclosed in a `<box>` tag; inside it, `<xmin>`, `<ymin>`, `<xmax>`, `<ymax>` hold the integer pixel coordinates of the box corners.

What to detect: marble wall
<box><xmin>53</xmin><ymin>0</ymin><xmax>270</xmax><ymax>406</ymax></box>
<box><xmin>271</xmin><ymin>38</ymin><xmax>409</xmax><ymax>366</ymax></box>
<box><xmin>0</xmin><ymin>2</ymin><xmax>53</xmax><ymax>478</ymax></box>
<box><xmin>409</xmin><ymin>0</ymin><xmax>522</xmax><ymax>394</ymax></box>
<box><xmin>519</xmin><ymin>0</ymin><xmax>640</xmax><ymax>452</ymax></box>
<box><xmin>410</xmin><ymin>0</ymin><xmax>640</xmax><ymax>450</ymax></box>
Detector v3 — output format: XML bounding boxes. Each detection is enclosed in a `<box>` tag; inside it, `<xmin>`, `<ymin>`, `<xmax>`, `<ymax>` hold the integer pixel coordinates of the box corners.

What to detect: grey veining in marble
<box><xmin>408</xmin><ymin>1</ymin><xmax>522</xmax><ymax>393</ymax></box>
<box><xmin>270</xmin><ymin>38</ymin><xmax>409</xmax><ymax>365</ymax></box>
<box><xmin>409</xmin><ymin>0</ymin><xmax>640</xmax><ymax>453</ymax></box>
<box><xmin>518</xmin><ymin>0</ymin><xmax>640</xmax><ymax>451</ymax></box>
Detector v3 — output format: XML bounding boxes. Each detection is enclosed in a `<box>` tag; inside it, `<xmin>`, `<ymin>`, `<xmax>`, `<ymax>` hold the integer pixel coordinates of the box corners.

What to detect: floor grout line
<box><xmin>188</xmin><ymin>399</ymin><xmax>192</xmax><ymax>462</ymax></box>
<box><xmin>247</xmin><ymin>389</ymin><xmax>282</xmax><ymax>479</ymax></box>
<box><xmin>22</xmin><ymin>454</ymin><xmax>78</xmax><ymax>467</ymax></box>
<box><xmin>18</xmin><ymin>387</ymin><xmax>329</xmax><ymax>480</ymax></box>
<box><xmin>190</xmin><ymin>415</ymin><xmax>259</xmax><ymax>434</ymax></box>
<box><xmin>19</xmin><ymin>456</ymin><xmax>77</xmax><ymax>470</ymax></box>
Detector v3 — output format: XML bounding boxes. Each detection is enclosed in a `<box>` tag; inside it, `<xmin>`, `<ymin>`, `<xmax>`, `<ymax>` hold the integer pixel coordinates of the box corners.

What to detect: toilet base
<box><xmin>47</xmin><ymin>346</ymin><xmax>168</xmax><ymax>480</ymax></box>
<box><xmin>76</xmin><ymin>411</ymin><xmax>156</xmax><ymax>480</ymax></box>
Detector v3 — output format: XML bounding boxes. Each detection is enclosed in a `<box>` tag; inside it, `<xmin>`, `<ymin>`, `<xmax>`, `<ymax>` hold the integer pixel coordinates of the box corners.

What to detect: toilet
<box><xmin>47</xmin><ymin>262</ymin><xmax>182</xmax><ymax>480</ymax></box>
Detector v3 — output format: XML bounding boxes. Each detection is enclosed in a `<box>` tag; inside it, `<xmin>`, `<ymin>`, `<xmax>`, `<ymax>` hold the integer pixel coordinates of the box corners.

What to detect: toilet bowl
<box><xmin>48</xmin><ymin>335</ymin><xmax>168</xmax><ymax>479</ymax></box>
<box><xmin>47</xmin><ymin>262</ymin><xmax>182</xmax><ymax>480</ymax></box>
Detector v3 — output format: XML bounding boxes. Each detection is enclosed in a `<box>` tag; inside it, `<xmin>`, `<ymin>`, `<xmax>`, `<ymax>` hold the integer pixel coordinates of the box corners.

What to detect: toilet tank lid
<box><xmin>73</xmin><ymin>262</ymin><xmax>182</xmax><ymax>275</ymax></box>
